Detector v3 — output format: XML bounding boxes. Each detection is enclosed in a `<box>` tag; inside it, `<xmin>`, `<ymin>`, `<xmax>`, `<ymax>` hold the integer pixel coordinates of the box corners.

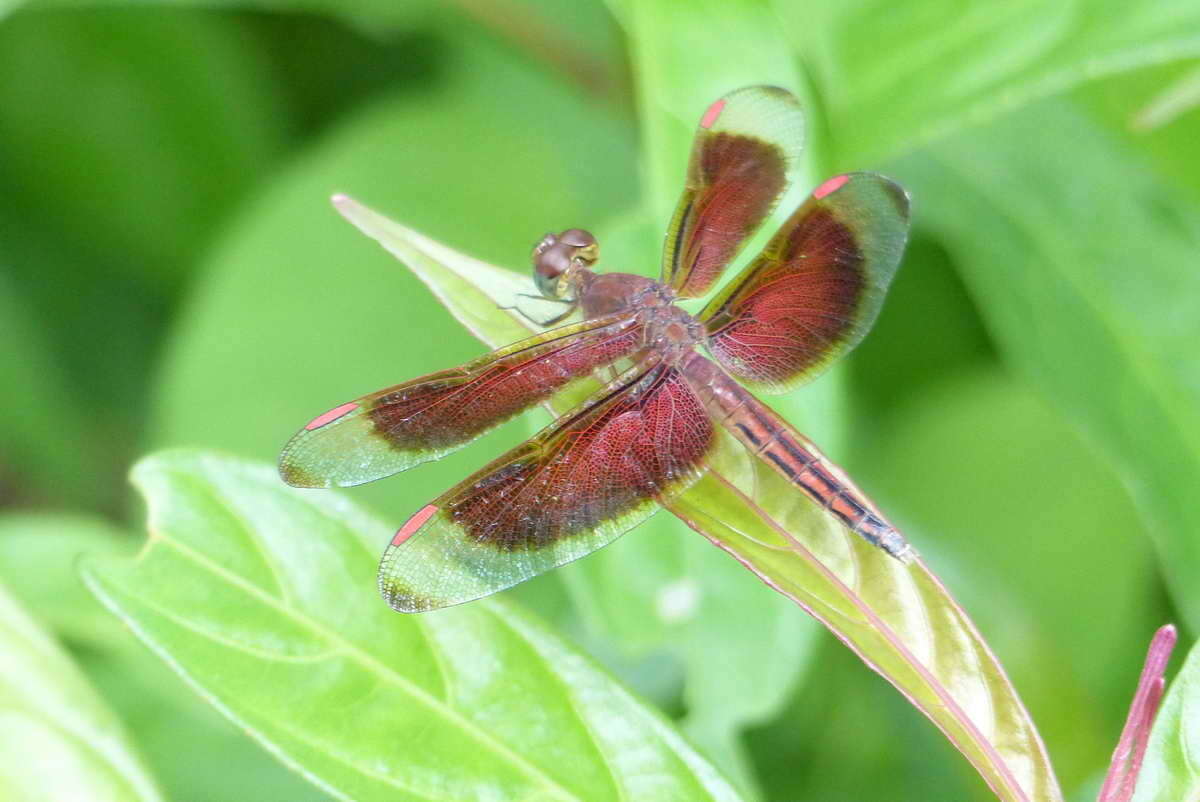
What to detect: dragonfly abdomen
<box><xmin>684</xmin><ymin>352</ymin><xmax>913</xmax><ymax>560</ymax></box>
<box><xmin>754</xmin><ymin>421</ymin><xmax>910</xmax><ymax>559</ymax></box>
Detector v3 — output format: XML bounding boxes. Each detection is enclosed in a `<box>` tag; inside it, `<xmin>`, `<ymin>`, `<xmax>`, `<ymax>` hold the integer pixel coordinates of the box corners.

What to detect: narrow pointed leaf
<box><xmin>667</xmin><ymin>430</ymin><xmax>1061</xmax><ymax>802</ymax></box>
<box><xmin>332</xmin><ymin>195</ymin><xmax>539</xmax><ymax>347</ymax></box>
<box><xmin>0</xmin><ymin>580</ymin><xmax>163</xmax><ymax>802</ymax></box>
<box><xmin>336</xmin><ymin>200</ymin><xmax>1060</xmax><ymax>801</ymax></box>
<box><xmin>1131</xmin><ymin>633</ymin><xmax>1200</xmax><ymax>801</ymax></box>
<box><xmin>82</xmin><ymin>451</ymin><xmax>743</xmax><ymax>802</ymax></box>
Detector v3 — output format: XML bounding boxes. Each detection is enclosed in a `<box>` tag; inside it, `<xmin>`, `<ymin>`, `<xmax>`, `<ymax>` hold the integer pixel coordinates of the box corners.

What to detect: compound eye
<box><xmin>559</xmin><ymin>228</ymin><xmax>595</xmax><ymax>248</ymax></box>
<box><xmin>559</xmin><ymin>228</ymin><xmax>598</xmax><ymax>265</ymax></box>
<box><xmin>534</xmin><ymin>243</ymin><xmax>571</xmax><ymax>297</ymax></box>
<box><xmin>532</xmin><ymin>232</ymin><xmax>556</xmax><ymax>259</ymax></box>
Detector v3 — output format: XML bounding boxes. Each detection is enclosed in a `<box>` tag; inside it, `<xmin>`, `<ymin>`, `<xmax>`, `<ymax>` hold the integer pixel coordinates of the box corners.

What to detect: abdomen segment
<box><xmin>682</xmin><ymin>352</ymin><xmax>912</xmax><ymax>560</ymax></box>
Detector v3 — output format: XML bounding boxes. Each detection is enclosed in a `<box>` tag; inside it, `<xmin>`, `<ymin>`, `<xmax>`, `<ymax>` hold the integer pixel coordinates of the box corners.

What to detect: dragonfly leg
<box><xmin>499</xmin><ymin>294</ymin><xmax>577</xmax><ymax>327</ymax></box>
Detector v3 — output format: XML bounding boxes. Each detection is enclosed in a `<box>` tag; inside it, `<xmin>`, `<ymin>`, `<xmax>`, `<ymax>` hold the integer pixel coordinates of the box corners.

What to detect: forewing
<box><xmin>279</xmin><ymin>313</ymin><xmax>641</xmax><ymax>488</ymax></box>
<box><xmin>700</xmin><ymin>172</ymin><xmax>910</xmax><ymax>393</ymax></box>
<box><xmin>661</xmin><ymin>85</ymin><xmax>805</xmax><ymax>298</ymax></box>
<box><xmin>379</xmin><ymin>359</ymin><xmax>715</xmax><ymax>612</ymax></box>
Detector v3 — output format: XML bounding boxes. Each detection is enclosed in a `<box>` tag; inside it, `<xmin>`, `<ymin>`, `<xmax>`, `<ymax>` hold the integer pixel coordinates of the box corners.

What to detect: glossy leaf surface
<box><xmin>0</xmin><ymin>514</ymin><xmax>331</xmax><ymax>801</ymax></box>
<box><xmin>852</xmin><ymin>367</ymin><xmax>1157</xmax><ymax>789</ymax></box>
<box><xmin>670</xmin><ymin>427</ymin><xmax>1060</xmax><ymax>802</ymax></box>
<box><xmin>0</xmin><ymin>580</ymin><xmax>162</xmax><ymax>802</ymax></box>
<box><xmin>84</xmin><ymin>451</ymin><xmax>743</xmax><ymax>802</ymax></box>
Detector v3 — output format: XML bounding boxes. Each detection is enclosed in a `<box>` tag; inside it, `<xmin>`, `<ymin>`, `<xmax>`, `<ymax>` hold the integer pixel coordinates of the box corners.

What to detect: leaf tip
<box><xmin>330</xmin><ymin>192</ymin><xmax>363</xmax><ymax>220</ymax></box>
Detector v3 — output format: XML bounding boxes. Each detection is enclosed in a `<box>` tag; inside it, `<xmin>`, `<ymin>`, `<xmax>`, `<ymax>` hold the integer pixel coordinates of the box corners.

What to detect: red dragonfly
<box><xmin>280</xmin><ymin>86</ymin><xmax>912</xmax><ymax>613</ymax></box>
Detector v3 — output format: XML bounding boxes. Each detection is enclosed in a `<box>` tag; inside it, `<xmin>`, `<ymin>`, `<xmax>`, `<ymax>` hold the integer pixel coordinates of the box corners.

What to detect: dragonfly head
<box><xmin>532</xmin><ymin>229</ymin><xmax>598</xmax><ymax>300</ymax></box>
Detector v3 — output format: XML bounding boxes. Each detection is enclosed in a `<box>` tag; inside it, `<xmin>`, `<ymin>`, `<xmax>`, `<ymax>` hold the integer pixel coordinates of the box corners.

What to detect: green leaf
<box><xmin>777</xmin><ymin>0</ymin><xmax>1200</xmax><ymax>166</ymax></box>
<box><xmin>331</xmin><ymin>196</ymin><xmax>538</xmax><ymax>348</ymax></box>
<box><xmin>668</xmin><ymin>443</ymin><xmax>1062</xmax><ymax>802</ymax></box>
<box><xmin>900</xmin><ymin>100</ymin><xmax>1200</xmax><ymax>631</ymax></box>
<box><xmin>1131</xmin><ymin>634</ymin><xmax>1200</xmax><ymax>801</ymax></box>
<box><xmin>1076</xmin><ymin>61</ymin><xmax>1200</xmax><ymax>206</ymax></box>
<box><xmin>15</xmin><ymin>0</ymin><xmax>619</xmax><ymax>89</ymax></box>
<box><xmin>334</xmin><ymin>200</ymin><xmax>1060</xmax><ymax>801</ymax></box>
<box><xmin>0</xmin><ymin>579</ymin><xmax>162</xmax><ymax>801</ymax></box>
<box><xmin>84</xmin><ymin>451</ymin><xmax>743</xmax><ymax>802</ymax></box>
<box><xmin>151</xmin><ymin>31</ymin><xmax>639</xmax><ymax>628</ymax></box>
<box><xmin>0</xmin><ymin>513</ymin><xmax>332</xmax><ymax>801</ymax></box>
<box><xmin>856</xmin><ymin>368</ymin><xmax>1157</xmax><ymax>790</ymax></box>
<box><xmin>1131</xmin><ymin>64</ymin><xmax>1200</xmax><ymax>132</ymax></box>
<box><xmin>595</xmin><ymin>7</ymin><xmax>1057</xmax><ymax>795</ymax></box>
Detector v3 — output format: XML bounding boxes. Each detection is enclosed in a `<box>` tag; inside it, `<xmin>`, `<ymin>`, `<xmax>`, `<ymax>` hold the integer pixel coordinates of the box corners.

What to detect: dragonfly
<box><xmin>280</xmin><ymin>85</ymin><xmax>912</xmax><ymax>613</ymax></box>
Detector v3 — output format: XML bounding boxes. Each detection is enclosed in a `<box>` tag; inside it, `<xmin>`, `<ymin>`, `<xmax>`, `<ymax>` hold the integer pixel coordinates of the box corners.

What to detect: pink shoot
<box><xmin>1097</xmin><ymin>624</ymin><xmax>1177</xmax><ymax>802</ymax></box>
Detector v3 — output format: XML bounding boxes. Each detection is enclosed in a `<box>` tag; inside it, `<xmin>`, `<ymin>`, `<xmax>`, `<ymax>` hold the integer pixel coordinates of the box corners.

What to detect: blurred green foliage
<box><xmin>1</xmin><ymin>1</ymin><xmax>1199</xmax><ymax>800</ymax></box>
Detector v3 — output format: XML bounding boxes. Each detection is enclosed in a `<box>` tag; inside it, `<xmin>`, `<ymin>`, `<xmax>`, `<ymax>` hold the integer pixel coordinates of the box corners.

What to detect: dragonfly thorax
<box><xmin>574</xmin><ymin>270</ymin><xmax>700</xmax><ymax>359</ymax></box>
<box><xmin>641</xmin><ymin>303</ymin><xmax>703</xmax><ymax>359</ymax></box>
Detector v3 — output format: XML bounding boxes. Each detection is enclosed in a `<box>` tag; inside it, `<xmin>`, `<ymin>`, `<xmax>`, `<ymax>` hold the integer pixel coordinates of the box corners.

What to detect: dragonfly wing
<box><xmin>279</xmin><ymin>313</ymin><xmax>641</xmax><ymax>488</ymax></box>
<box><xmin>661</xmin><ymin>85</ymin><xmax>805</xmax><ymax>299</ymax></box>
<box><xmin>700</xmin><ymin>172</ymin><xmax>911</xmax><ymax>393</ymax></box>
<box><xmin>379</xmin><ymin>358</ymin><xmax>716</xmax><ymax>612</ymax></box>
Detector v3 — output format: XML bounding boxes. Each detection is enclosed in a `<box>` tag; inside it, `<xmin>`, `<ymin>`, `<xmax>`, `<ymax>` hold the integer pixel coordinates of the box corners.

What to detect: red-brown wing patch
<box><xmin>280</xmin><ymin>313</ymin><xmax>641</xmax><ymax>488</ymax></box>
<box><xmin>378</xmin><ymin>359</ymin><xmax>715</xmax><ymax>612</ymax></box>
<box><xmin>701</xmin><ymin>172</ymin><xmax>910</xmax><ymax>393</ymax></box>
<box><xmin>662</xmin><ymin>86</ymin><xmax>805</xmax><ymax>299</ymax></box>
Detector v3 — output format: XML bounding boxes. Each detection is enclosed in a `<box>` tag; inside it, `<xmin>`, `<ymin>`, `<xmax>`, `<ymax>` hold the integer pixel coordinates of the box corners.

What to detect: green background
<box><xmin>2</xmin><ymin>1</ymin><xmax>1199</xmax><ymax>799</ymax></box>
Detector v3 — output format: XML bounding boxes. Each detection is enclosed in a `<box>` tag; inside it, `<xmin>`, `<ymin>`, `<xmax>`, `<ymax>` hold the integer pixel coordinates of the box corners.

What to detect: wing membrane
<box><xmin>661</xmin><ymin>85</ymin><xmax>805</xmax><ymax>298</ymax></box>
<box><xmin>700</xmin><ymin>172</ymin><xmax>910</xmax><ymax>393</ymax></box>
<box><xmin>379</xmin><ymin>358</ymin><xmax>715</xmax><ymax>612</ymax></box>
<box><xmin>279</xmin><ymin>313</ymin><xmax>641</xmax><ymax>488</ymax></box>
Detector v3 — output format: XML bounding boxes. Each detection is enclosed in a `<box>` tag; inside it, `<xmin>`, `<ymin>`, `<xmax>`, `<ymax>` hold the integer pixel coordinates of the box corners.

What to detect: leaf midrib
<box><xmin>134</xmin><ymin>483</ymin><xmax>582</xmax><ymax>802</ymax></box>
<box><xmin>694</xmin><ymin>467</ymin><xmax>1035</xmax><ymax>802</ymax></box>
